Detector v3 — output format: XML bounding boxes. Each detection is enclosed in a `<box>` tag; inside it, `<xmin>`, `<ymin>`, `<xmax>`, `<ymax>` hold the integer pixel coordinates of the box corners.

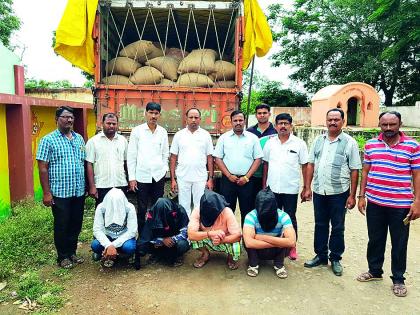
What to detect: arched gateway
<box><xmin>311</xmin><ymin>82</ymin><xmax>380</xmax><ymax>128</ymax></box>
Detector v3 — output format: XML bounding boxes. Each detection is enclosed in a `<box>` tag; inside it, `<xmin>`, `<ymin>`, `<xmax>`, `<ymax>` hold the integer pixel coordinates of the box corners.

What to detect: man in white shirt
<box><xmin>127</xmin><ymin>102</ymin><xmax>169</xmax><ymax>234</ymax></box>
<box><xmin>262</xmin><ymin>113</ymin><xmax>309</xmax><ymax>260</ymax></box>
<box><xmin>213</xmin><ymin>110</ymin><xmax>263</xmax><ymax>226</ymax></box>
<box><xmin>170</xmin><ymin>108</ymin><xmax>214</xmax><ymax>216</ymax></box>
<box><xmin>86</xmin><ymin>113</ymin><xmax>128</xmax><ymax>206</ymax></box>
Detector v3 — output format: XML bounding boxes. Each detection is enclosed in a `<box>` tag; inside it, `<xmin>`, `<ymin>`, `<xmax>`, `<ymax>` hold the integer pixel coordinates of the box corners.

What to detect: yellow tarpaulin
<box><xmin>242</xmin><ymin>0</ymin><xmax>273</xmax><ymax>70</ymax></box>
<box><xmin>54</xmin><ymin>0</ymin><xmax>99</xmax><ymax>75</ymax></box>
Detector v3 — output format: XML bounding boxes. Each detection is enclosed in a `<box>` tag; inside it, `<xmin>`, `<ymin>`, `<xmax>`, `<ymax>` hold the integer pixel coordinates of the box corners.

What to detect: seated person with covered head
<box><xmin>188</xmin><ymin>189</ymin><xmax>242</xmax><ymax>270</ymax></box>
<box><xmin>135</xmin><ymin>198</ymin><xmax>190</xmax><ymax>269</ymax></box>
<box><xmin>243</xmin><ymin>187</ymin><xmax>296</xmax><ymax>278</ymax></box>
<box><xmin>91</xmin><ymin>188</ymin><xmax>137</xmax><ymax>267</ymax></box>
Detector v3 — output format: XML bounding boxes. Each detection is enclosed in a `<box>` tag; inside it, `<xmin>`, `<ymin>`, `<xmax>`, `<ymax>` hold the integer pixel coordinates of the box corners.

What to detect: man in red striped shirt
<box><xmin>357</xmin><ymin>111</ymin><xmax>420</xmax><ymax>297</ymax></box>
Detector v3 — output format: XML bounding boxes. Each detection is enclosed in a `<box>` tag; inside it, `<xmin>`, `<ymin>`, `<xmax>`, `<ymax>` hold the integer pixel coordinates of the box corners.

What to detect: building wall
<box><xmin>386</xmin><ymin>102</ymin><xmax>420</xmax><ymax>128</ymax></box>
<box><xmin>0</xmin><ymin>105</ymin><xmax>11</xmax><ymax>220</ymax></box>
<box><xmin>25</xmin><ymin>88</ymin><xmax>94</xmax><ymax>103</ymax></box>
<box><xmin>0</xmin><ymin>43</ymin><xmax>20</xmax><ymax>94</ymax></box>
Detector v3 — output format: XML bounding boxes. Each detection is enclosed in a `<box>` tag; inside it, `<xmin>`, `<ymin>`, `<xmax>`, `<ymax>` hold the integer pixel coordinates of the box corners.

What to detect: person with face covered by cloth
<box><xmin>188</xmin><ymin>190</ymin><xmax>242</xmax><ymax>270</ymax></box>
<box><xmin>91</xmin><ymin>188</ymin><xmax>137</xmax><ymax>268</ymax></box>
<box><xmin>243</xmin><ymin>188</ymin><xmax>296</xmax><ymax>278</ymax></box>
<box><xmin>135</xmin><ymin>198</ymin><xmax>190</xmax><ymax>270</ymax></box>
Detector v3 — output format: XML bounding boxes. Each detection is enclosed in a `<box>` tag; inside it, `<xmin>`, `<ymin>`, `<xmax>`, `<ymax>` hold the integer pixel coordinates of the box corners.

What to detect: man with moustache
<box><xmin>36</xmin><ymin>106</ymin><xmax>86</xmax><ymax>269</ymax></box>
<box><xmin>86</xmin><ymin>113</ymin><xmax>128</xmax><ymax>206</ymax></box>
<box><xmin>304</xmin><ymin>108</ymin><xmax>361</xmax><ymax>276</ymax></box>
<box><xmin>262</xmin><ymin>113</ymin><xmax>309</xmax><ymax>260</ymax></box>
<box><xmin>170</xmin><ymin>108</ymin><xmax>214</xmax><ymax>216</ymax></box>
<box><xmin>213</xmin><ymin>110</ymin><xmax>263</xmax><ymax>226</ymax></box>
<box><xmin>127</xmin><ymin>102</ymin><xmax>169</xmax><ymax>235</ymax></box>
<box><xmin>356</xmin><ymin>111</ymin><xmax>420</xmax><ymax>297</ymax></box>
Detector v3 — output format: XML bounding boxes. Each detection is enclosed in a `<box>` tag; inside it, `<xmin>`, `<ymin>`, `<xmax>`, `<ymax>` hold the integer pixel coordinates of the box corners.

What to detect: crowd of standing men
<box><xmin>36</xmin><ymin>103</ymin><xmax>419</xmax><ymax>298</ymax></box>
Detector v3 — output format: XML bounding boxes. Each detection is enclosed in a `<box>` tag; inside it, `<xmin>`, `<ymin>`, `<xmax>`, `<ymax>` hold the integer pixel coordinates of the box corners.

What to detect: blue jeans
<box><xmin>91</xmin><ymin>237</ymin><xmax>137</xmax><ymax>256</ymax></box>
<box><xmin>313</xmin><ymin>190</ymin><xmax>348</xmax><ymax>261</ymax></box>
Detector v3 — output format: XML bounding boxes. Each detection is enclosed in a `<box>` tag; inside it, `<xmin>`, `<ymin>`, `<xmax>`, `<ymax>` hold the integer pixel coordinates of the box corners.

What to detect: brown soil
<box><xmin>59</xmin><ymin>201</ymin><xmax>420</xmax><ymax>315</ymax></box>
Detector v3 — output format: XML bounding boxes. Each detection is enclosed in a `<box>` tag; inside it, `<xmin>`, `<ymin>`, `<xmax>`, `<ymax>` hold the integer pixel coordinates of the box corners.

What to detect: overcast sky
<box><xmin>12</xmin><ymin>0</ymin><xmax>296</xmax><ymax>88</ymax></box>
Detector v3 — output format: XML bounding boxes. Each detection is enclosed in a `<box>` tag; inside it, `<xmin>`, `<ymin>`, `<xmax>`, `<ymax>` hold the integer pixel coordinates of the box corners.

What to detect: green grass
<box><xmin>0</xmin><ymin>197</ymin><xmax>96</xmax><ymax>313</ymax></box>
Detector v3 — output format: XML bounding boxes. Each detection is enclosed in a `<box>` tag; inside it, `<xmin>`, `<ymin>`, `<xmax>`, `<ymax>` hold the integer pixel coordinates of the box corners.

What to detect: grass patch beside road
<box><xmin>0</xmin><ymin>197</ymin><xmax>96</xmax><ymax>313</ymax></box>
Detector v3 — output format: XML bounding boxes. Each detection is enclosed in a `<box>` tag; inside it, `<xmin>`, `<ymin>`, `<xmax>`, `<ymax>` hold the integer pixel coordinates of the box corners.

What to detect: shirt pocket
<box><xmin>286</xmin><ymin>149</ymin><xmax>299</xmax><ymax>166</ymax></box>
<box><xmin>332</xmin><ymin>153</ymin><xmax>346</xmax><ymax>167</ymax></box>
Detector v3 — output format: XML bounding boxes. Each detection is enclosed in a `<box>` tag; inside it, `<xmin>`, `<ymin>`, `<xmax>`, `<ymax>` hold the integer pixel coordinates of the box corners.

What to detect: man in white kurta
<box><xmin>170</xmin><ymin>108</ymin><xmax>214</xmax><ymax>216</ymax></box>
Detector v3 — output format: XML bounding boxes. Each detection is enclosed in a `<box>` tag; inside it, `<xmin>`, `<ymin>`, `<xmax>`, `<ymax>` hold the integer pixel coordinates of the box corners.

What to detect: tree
<box><xmin>258</xmin><ymin>81</ymin><xmax>309</xmax><ymax>107</ymax></box>
<box><xmin>25</xmin><ymin>79</ymin><xmax>73</xmax><ymax>89</ymax></box>
<box><xmin>0</xmin><ymin>0</ymin><xmax>21</xmax><ymax>48</ymax></box>
<box><xmin>268</xmin><ymin>0</ymin><xmax>420</xmax><ymax>106</ymax></box>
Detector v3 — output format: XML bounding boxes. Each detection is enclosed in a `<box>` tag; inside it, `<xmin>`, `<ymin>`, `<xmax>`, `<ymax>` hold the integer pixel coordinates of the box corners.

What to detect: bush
<box><xmin>0</xmin><ymin>200</ymin><xmax>55</xmax><ymax>280</ymax></box>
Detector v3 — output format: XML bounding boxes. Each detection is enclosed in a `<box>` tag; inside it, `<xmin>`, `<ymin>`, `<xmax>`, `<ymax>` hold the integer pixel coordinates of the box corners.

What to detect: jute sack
<box><xmin>177</xmin><ymin>73</ymin><xmax>215</xmax><ymax>87</ymax></box>
<box><xmin>178</xmin><ymin>49</ymin><xmax>217</xmax><ymax>74</ymax></box>
<box><xmin>102</xmin><ymin>75</ymin><xmax>133</xmax><ymax>85</ymax></box>
<box><xmin>166</xmin><ymin>47</ymin><xmax>189</xmax><ymax>61</ymax></box>
<box><xmin>129</xmin><ymin>66</ymin><xmax>164</xmax><ymax>85</ymax></box>
<box><xmin>209</xmin><ymin>60</ymin><xmax>236</xmax><ymax>81</ymax></box>
<box><xmin>105</xmin><ymin>57</ymin><xmax>141</xmax><ymax>76</ymax></box>
<box><xmin>119</xmin><ymin>40</ymin><xmax>155</xmax><ymax>60</ymax></box>
<box><xmin>159</xmin><ymin>79</ymin><xmax>176</xmax><ymax>86</ymax></box>
<box><xmin>137</xmin><ymin>43</ymin><xmax>165</xmax><ymax>63</ymax></box>
<box><xmin>146</xmin><ymin>56</ymin><xmax>180</xmax><ymax>81</ymax></box>
<box><xmin>214</xmin><ymin>80</ymin><xmax>236</xmax><ymax>88</ymax></box>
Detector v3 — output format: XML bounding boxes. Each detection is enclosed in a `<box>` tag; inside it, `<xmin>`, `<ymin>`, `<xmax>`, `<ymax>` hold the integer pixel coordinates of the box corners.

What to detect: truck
<box><xmin>92</xmin><ymin>0</ymin><xmax>244</xmax><ymax>136</ymax></box>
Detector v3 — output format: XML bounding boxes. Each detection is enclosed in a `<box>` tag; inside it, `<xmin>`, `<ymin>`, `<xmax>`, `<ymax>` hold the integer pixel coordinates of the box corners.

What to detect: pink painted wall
<box><xmin>311</xmin><ymin>82</ymin><xmax>380</xmax><ymax>127</ymax></box>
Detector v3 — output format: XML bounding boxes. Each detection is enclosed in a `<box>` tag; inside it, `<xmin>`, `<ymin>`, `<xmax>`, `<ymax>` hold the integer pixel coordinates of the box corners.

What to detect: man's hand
<box><xmin>408</xmin><ymin>200</ymin><xmax>420</xmax><ymax>221</ymax></box>
<box><xmin>206</xmin><ymin>178</ymin><xmax>214</xmax><ymax>190</ymax></box>
<box><xmin>358</xmin><ymin>197</ymin><xmax>366</xmax><ymax>216</ymax></box>
<box><xmin>228</xmin><ymin>174</ymin><xmax>238</xmax><ymax>183</ymax></box>
<box><xmin>300</xmin><ymin>187</ymin><xmax>312</xmax><ymax>203</ymax></box>
<box><xmin>89</xmin><ymin>186</ymin><xmax>98</xmax><ymax>199</ymax></box>
<box><xmin>236</xmin><ymin>176</ymin><xmax>248</xmax><ymax>186</ymax></box>
<box><xmin>103</xmin><ymin>245</ymin><xmax>118</xmax><ymax>260</ymax></box>
<box><xmin>42</xmin><ymin>192</ymin><xmax>54</xmax><ymax>207</ymax></box>
<box><xmin>171</xmin><ymin>180</ymin><xmax>178</xmax><ymax>193</ymax></box>
<box><xmin>346</xmin><ymin>195</ymin><xmax>356</xmax><ymax>209</ymax></box>
<box><xmin>129</xmin><ymin>180</ymin><xmax>137</xmax><ymax>192</ymax></box>
<box><xmin>211</xmin><ymin>236</ymin><xmax>221</xmax><ymax>245</ymax></box>
<box><xmin>209</xmin><ymin>230</ymin><xmax>225</xmax><ymax>241</ymax></box>
<box><xmin>162</xmin><ymin>237</ymin><xmax>175</xmax><ymax>248</ymax></box>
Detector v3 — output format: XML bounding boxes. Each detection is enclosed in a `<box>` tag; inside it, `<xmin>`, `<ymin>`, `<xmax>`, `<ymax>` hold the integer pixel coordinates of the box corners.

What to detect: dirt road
<box><xmin>60</xmin><ymin>200</ymin><xmax>420</xmax><ymax>315</ymax></box>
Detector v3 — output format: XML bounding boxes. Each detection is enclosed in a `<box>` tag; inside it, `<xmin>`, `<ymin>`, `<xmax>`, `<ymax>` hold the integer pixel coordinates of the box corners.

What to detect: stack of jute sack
<box><xmin>102</xmin><ymin>39</ymin><xmax>236</xmax><ymax>88</ymax></box>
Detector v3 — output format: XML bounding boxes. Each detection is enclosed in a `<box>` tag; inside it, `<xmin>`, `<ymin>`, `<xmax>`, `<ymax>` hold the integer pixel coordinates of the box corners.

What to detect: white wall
<box><xmin>386</xmin><ymin>102</ymin><xmax>420</xmax><ymax>128</ymax></box>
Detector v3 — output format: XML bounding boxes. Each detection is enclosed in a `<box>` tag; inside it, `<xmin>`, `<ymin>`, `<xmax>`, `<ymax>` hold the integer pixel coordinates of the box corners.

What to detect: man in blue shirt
<box><xmin>36</xmin><ymin>106</ymin><xmax>86</xmax><ymax>269</ymax></box>
<box><xmin>243</xmin><ymin>188</ymin><xmax>296</xmax><ymax>278</ymax></box>
<box><xmin>213</xmin><ymin>110</ymin><xmax>263</xmax><ymax>226</ymax></box>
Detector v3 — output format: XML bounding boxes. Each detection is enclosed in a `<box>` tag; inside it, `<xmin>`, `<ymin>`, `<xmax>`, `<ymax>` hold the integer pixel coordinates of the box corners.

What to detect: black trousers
<box><xmin>136</xmin><ymin>177</ymin><xmax>165</xmax><ymax>235</ymax></box>
<box><xmin>220</xmin><ymin>175</ymin><xmax>254</xmax><ymax>226</ymax></box>
<box><xmin>274</xmin><ymin>193</ymin><xmax>298</xmax><ymax>239</ymax></box>
<box><xmin>313</xmin><ymin>191</ymin><xmax>348</xmax><ymax>261</ymax></box>
<box><xmin>366</xmin><ymin>202</ymin><xmax>410</xmax><ymax>284</ymax></box>
<box><xmin>250</xmin><ymin>176</ymin><xmax>263</xmax><ymax>207</ymax></box>
<box><xmin>138</xmin><ymin>240</ymin><xmax>190</xmax><ymax>263</ymax></box>
<box><xmin>96</xmin><ymin>186</ymin><xmax>128</xmax><ymax>208</ymax></box>
<box><xmin>51</xmin><ymin>196</ymin><xmax>85</xmax><ymax>262</ymax></box>
<box><xmin>247</xmin><ymin>247</ymin><xmax>286</xmax><ymax>268</ymax></box>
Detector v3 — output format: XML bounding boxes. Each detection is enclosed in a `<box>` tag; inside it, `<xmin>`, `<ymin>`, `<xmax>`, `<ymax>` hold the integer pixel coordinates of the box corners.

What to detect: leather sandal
<box><xmin>357</xmin><ymin>271</ymin><xmax>383</xmax><ymax>282</ymax></box>
<box><xmin>392</xmin><ymin>283</ymin><xmax>407</xmax><ymax>297</ymax></box>
<box><xmin>247</xmin><ymin>265</ymin><xmax>259</xmax><ymax>277</ymax></box>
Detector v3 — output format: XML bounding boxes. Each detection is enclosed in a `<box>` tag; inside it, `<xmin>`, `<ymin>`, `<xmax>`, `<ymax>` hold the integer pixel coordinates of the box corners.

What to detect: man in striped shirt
<box><xmin>357</xmin><ymin>111</ymin><xmax>420</xmax><ymax>297</ymax></box>
<box><xmin>304</xmin><ymin>108</ymin><xmax>361</xmax><ymax>276</ymax></box>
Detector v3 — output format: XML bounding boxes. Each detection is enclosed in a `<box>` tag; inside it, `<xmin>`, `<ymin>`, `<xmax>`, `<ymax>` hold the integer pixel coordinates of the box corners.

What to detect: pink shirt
<box><xmin>188</xmin><ymin>207</ymin><xmax>241</xmax><ymax>236</ymax></box>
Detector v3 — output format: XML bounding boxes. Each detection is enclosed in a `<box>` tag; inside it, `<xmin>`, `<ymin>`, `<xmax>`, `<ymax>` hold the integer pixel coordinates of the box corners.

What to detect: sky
<box><xmin>11</xmin><ymin>0</ymin><xmax>295</xmax><ymax>88</ymax></box>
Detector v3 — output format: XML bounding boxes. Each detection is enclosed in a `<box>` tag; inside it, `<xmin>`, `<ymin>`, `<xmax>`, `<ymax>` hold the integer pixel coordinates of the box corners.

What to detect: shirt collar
<box><xmin>99</xmin><ymin>131</ymin><xmax>119</xmax><ymax>139</ymax></box>
<box><xmin>378</xmin><ymin>131</ymin><xmax>407</xmax><ymax>143</ymax></box>
<box><xmin>228</xmin><ymin>129</ymin><xmax>245</xmax><ymax>137</ymax></box>
<box><xmin>322</xmin><ymin>131</ymin><xmax>344</xmax><ymax>142</ymax></box>
<box><xmin>56</xmin><ymin>129</ymin><xmax>76</xmax><ymax>138</ymax></box>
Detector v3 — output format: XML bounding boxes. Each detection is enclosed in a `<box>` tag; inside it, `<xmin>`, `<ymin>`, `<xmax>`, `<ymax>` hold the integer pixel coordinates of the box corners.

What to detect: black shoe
<box><xmin>134</xmin><ymin>253</ymin><xmax>141</xmax><ymax>270</ymax></box>
<box><xmin>331</xmin><ymin>261</ymin><xmax>343</xmax><ymax>276</ymax></box>
<box><xmin>92</xmin><ymin>252</ymin><xmax>101</xmax><ymax>262</ymax></box>
<box><xmin>304</xmin><ymin>256</ymin><xmax>328</xmax><ymax>268</ymax></box>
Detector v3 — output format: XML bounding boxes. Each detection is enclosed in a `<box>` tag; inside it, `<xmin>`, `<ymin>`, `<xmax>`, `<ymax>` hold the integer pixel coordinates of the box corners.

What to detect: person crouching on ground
<box><xmin>91</xmin><ymin>188</ymin><xmax>137</xmax><ymax>267</ymax></box>
<box><xmin>243</xmin><ymin>187</ymin><xmax>296</xmax><ymax>278</ymax></box>
<box><xmin>188</xmin><ymin>189</ymin><xmax>242</xmax><ymax>270</ymax></box>
<box><xmin>135</xmin><ymin>198</ymin><xmax>190</xmax><ymax>270</ymax></box>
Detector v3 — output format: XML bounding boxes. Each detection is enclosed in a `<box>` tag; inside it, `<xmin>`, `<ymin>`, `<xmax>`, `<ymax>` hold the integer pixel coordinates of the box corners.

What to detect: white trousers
<box><xmin>177</xmin><ymin>179</ymin><xmax>207</xmax><ymax>217</ymax></box>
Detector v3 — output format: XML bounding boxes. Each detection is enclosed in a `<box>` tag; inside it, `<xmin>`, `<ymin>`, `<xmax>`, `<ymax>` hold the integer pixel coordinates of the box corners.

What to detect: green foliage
<box><xmin>78</xmin><ymin>197</ymin><xmax>95</xmax><ymax>242</ymax></box>
<box><xmin>258</xmin><ymin>81</ymin><xmax>309</xmax><ymax>107</ymax></box>
<box><xmin>0</xmin><ymin>0</ymin><xmax>21</xmax><ymax>48</ymax></box>
<box><xmin>241</xmin><ymin>91</ymin><xmax>262</xmax><ymax>115</ymax></box>
<box><xmin>25</xmin><ymin>78</ymin><xmax>74</xmax><ymax>89</ymax></box>
<box><xmin>268</xmin><ymin>0</ymin><xmax>420</xmax><ymax>107</ymax></box>
<box><xmin>0</xmin><ymin>200</ymin><xmax>55</xmax><ymax>280</ymax></box>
